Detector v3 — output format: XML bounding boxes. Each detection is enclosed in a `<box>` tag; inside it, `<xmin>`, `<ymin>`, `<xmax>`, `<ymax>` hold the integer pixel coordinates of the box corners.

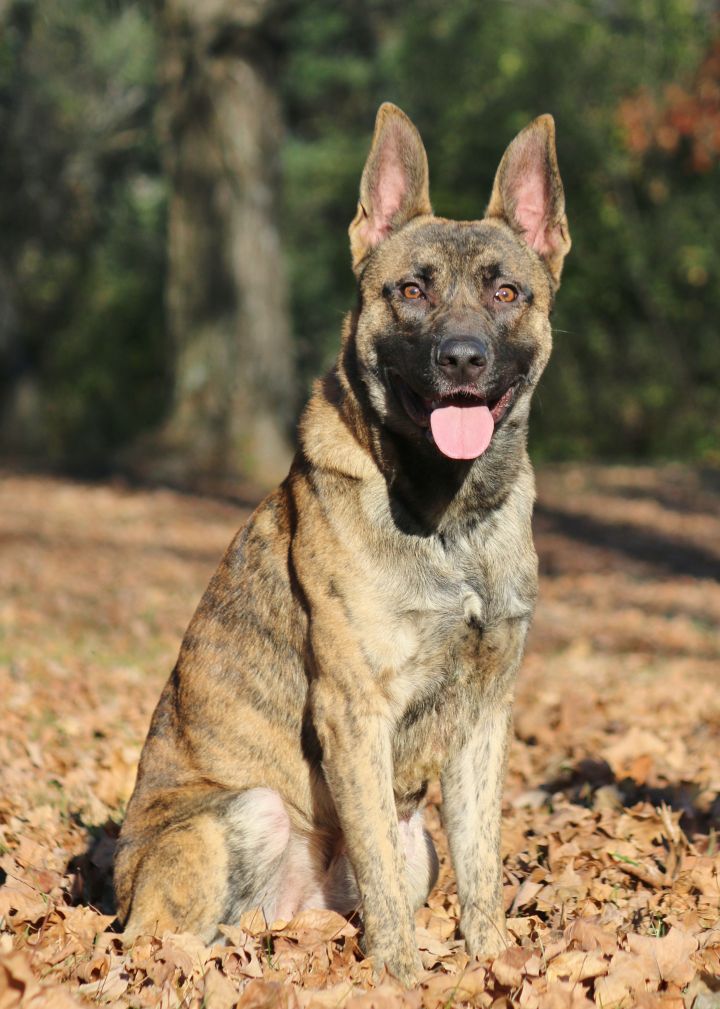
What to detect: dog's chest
<box><xmin>358</xmin><ymin>525</ymin><xmax>533</xmax><ymax>699</ymax></box>
<box><xmin>344</xmin><ymin>522</ymin><xmax>535</xmax><ymax>794</ymax></box>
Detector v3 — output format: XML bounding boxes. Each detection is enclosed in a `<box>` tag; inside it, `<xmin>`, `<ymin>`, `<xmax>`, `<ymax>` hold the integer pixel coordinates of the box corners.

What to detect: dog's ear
<box><xmin>349</xmin><ymin>103</ymin><xmax>432</xmax><ymax>272</ymax></box>
<box><xmin>486</xmin><ymin>115</ymin><xmax>571</xmax><ymax>287</ymax></box>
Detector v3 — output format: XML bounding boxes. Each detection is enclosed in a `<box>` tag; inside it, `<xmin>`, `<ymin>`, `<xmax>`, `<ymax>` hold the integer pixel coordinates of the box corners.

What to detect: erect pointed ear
<box><xmin>486</xmin><ymin>115</ymin><xmax>571</xmax><ymax>288</ymax></box>
<box><xmin>349</xmin><ymin>103</ymin><xmax>432</xmax><ymax>272</ymax></box>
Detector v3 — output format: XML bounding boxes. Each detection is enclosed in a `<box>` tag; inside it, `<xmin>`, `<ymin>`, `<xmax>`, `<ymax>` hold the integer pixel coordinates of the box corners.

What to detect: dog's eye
<box><xmin>494</xmin><ymin>285</ymin><xmax>518</xmax><ymax>303</ymax></box>
<box><xmin>401</xmin><ymin>283</ymin><xmax>425</xmax><ymax>300</ymax></box>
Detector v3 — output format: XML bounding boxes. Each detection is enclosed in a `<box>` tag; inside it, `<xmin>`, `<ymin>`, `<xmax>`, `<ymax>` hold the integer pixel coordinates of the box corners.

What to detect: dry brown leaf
<box><xmin>538</xmin><ymin>982</ymin><xmax>596</xmax><ymax>1009</ymax></box>
<box><xmin>612</xmin><ymin>858</ymin><xmax>667</xmax><ymax>889</ymax></box>
<box><xmin>631</xmin><ymin>995</ymin><xmax>684</xmax><ymax>1009</ymax></box>
<box><xmin>414</xmin><ymin>907</ymin><xmax>455</xmax><ymax>943</ymax></box>
<box><xmin>0</xmin><ymin>884</ymin><xmax>51</xmax><ymax>932</ymax></box>
<box><xmin>216</xmin><ymin>934</ymin><xmax>265</xmax><ymax>980</ymax></box>
<box><xmin>506</xmin><ymin>917</ymin><xmax>534</xmax><ymax>940</ymax></box>
<box><xmin>62</xmin><ymin>903</ymin><xmax>116</xmax><ymax>943</ymax></box>
<box><xmin>240</xmin><ymin>908</ymin><xmax>269</xmax><ymax>937</ymax></box>
<box><xmin>510</xmin><ymin>878</ymin><xmax>544</xmax><ymax>912</ymax></box>
<box><xmin>0</xmin><ymin>948</ymin><xmax>41</xmax><ymax>1009</ymax></box>
<box><xmin>415</xmin><ymin>927</ymin><xmax>461</xmax><ymax>969</ymax></box>
<box><xmin>516</xmin><ymin>978</ymin><xmax>540</xmax><ymax>1009</ymax></box>
<box><xmin>682</xmin><ymin>856</ymin><xmax>720</xmax><ymax>898</ymax></box>
<box><xmin>218</xmin><ymin>923</ymin><xmax>250</xmax><ymax>946</ymax></box>
<box><xmin>683</xmin><ymin>975</ymin><xmax>720</xmax><ymax>1009</ymax></box>
<box><xmin>345</xmin><ymin>981</ymin><xmax>414</xmax><ymax>1009</ymax></box>
<box><xmin>34</xmin><ymin>936</ymin><xmax>85</xmax><ymax>968</ymax></box>
<box><xmin>564</xmin><ymin>918</ymin><xmax>618</xmax><ymax>956</ymax></box>
<box><xmin>75</xmin><ymin>963</ymin><xmax>129</xmax><ymax>1002</ymax></box>
<box><xmin>546</xmin><ymin>949</ymin><xmax>608</xmax><ymax>983</ymax></box>
<box><xmin>594</xmin><ymin>949</ymin><xmax>660</xmax><ymax>1008</ymax></box>
<box><xmin>202</xmin><ymin>965</ymin><xmax>241</xmax><ymax>1009</ymax></box>
<box><xmin>422</xmin><ymin>970</ymin><xmax>487</xmax><ymax>1009</ymax></box>
<box><xmin>492</xmin><ymin>945</ymin><xmax>533</xmax><ymax>987</ymax></box>
<box><xmin>277</xmin><ymin>910</ymin><xmax>357</xmax><ymax>945</ymax></box>
<box><xmin>625</xmin><ymin>927</ymin><xmax>699</xmax><ymax>987</ymax></box>
<box><xmin>75</xmin><ymin>952</ymin><xmax>111</xmax><ymax>984</ymax></box>
<box><xmin>694</xmin><ymin>939</ymin><xmax>720</xmax><ymax>977</ymax></box>
<box><xmin>299</xmin><ymin>980</ymin><xmax>355</xmax><ymax>1008</ymax></box>
<box><xmin>239</xmin><ymin>979</ymin><xmax>301</xmax><ymax>1009</ymax></box>
<box><xmin>0</xmin><ymin>941</ymin><xmax>82</xmax><ymax>1008</ymax></box>
<box><xmin>154</xmin><ymin>931</ymin><xmax>210</xmax><ymax>982</ymax></box>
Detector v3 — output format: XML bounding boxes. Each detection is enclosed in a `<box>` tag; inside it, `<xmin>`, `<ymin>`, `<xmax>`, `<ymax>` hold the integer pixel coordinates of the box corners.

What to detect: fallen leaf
<box><xmin>564</xmin><ymin>918</ymin><xmax>617</xmax><ymax>956</ymax></box>
<box><xmin>546</xmin><ymin>949</ymin><xmax>608</xmax><ymax>983</ymax></box>
<box><xmin>75</xmin><ymin>963</ymin><xmax>129</xmax><ymax>1002</ymax></box>
<box><xmin>203</xmin><ymin>965</ymin><xmax>241</xmax><ymax>1009</ymax></box>
<box><xmin>239</xmin><ymin>979</ymin><xmax>301</xmax><ymax>1009</ymax></box>
<box><xmin>277</xmin><ymin>910</ymin><xmax>357</xmax><ymax>945</ymax></box>
<box><xmin>625</xmin><ymin>927</ymin><xmax>699</xmax><ymax>987</ymax></box>
<box><xmin>492</xmin><ymin>946</ymin><xmax>533</xmax><ymax>987</ymax></box>
<box><xmin>0</xmin><ymin>948</ymin><xmax>41</xmax><ymax>1009</ymax></box>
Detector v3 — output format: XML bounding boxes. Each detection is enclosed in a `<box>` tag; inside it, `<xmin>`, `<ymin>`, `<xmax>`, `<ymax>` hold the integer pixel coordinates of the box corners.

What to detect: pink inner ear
<box><xmin>356</xmin><ymin>211</ymin><xmax>391</xmax><ymax>251</ymax></box>
<box><xmin>514</xmin><ymin>170</ymin><xmax>551</xmax><ymax>255</ymax></box>
<box><xmin>376</xmin><ymin>143</ymin><xmax>406</xmax><ymax>221</ymax></box>
<box><xmin>364</xmin><ymin>135</ymin><xmax>408</xmax><ymax>247</ymax></box>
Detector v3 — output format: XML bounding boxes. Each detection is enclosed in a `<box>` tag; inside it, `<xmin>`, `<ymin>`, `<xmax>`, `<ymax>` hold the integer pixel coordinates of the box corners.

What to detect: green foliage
<box><xmin>281</xmin><ymin>0</ymin><xmax>720</xmax><ymax>461</ymax></box>
<box><xmin>44</xmin><ymin>175</ymin><xmax>167</xmax><ymax>466</ymax></box>
<box><xmin>1</xmin><ymin>0</ymin><xmax>718</xmax><ymax>467</ymax></box>
<box><xmin>0</xmin><ymin>0</ymin><xmax>166</xmax><ymax>470</ymax></box>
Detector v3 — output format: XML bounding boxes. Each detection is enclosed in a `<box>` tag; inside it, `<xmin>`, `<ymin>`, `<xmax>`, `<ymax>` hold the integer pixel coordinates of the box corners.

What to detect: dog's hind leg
<box><xmin>222</xmin><ymin>787</ymin><xmax>296</xmax><ymax>924</ymax></box>
<box><xmin>119</xmin><ymin>810</ymin><xmax>234</xmax><ymax>943</ymax></box>
<box><xmin>117</xmin><ymin>787</ymin><xmax>293</xmax><ymax>943</ymax></box>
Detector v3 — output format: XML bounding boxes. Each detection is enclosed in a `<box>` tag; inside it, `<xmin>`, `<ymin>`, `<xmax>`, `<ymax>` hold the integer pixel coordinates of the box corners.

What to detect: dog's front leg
<box><xmin>311</xmin><ymin>675</ymin><xmax>421</xmax><ymax>986</ymax></box>
<box><xmin>441</xmin><ymin>700</ymin><xmax>512</xmax><ymax>960</ymax></box>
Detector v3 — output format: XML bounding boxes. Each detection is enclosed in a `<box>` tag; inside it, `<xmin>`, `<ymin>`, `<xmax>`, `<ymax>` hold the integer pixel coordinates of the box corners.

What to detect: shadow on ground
<box><xmin>536</xmin><ymin>503</ymin><xmax>720</xmax><ymax>581</ymax></box>
<box><xmin>536</xmin><ymin>757</ymin><xmax>720</xmax><ymax>837</ymax></box>
<box><xmin>67</xmin><ymin>821</ymin><xmax>120</xmax><ymax>921</ymax></box>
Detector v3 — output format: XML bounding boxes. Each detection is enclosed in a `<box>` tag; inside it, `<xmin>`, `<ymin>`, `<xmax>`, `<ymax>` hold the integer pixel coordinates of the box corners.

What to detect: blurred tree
<box><xmin>140</xmin><ymin>0</ymin><xmax>294</xmax><ymax>488</ymax></box>
<box><xmin>0</xmin><ymin>0</ymin><xmax>167</xmax><ymax>470</ymax></box>
<box><xmin>619</xmin><ymin>36</ymin><xmax>720</xmax><ymax>172</ymax></box>
<box><xmin>279</xmin><ymin>2</ymin><xmax>394</xmax><ymax>389</ymax></box>
<box><xmin>0</xmin><ymin>0</ymin><xmax>717</xmax><ymax>473</ymax></box>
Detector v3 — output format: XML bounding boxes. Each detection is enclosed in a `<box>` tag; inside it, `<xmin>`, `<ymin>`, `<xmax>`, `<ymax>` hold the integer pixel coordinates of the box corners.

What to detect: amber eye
<box><xmin>401</xmin><ymin>283</ymin><xmax>424</xmax><ymax>300</ymax></box>
<box><xmin>494</xmin><ymin>285</ymin><xmax>518</xmax><ymax>303</ymax></box>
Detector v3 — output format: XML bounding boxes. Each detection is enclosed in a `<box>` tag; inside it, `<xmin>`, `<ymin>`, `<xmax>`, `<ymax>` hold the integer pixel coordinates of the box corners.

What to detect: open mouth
<box><xmin>389</xmin><ymin>374</ymin><xmax>521</xmax><ymax>460</ymax></box>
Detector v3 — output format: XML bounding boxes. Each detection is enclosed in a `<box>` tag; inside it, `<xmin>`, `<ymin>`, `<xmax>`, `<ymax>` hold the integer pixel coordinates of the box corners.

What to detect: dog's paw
<box><xmin>362</xmin><ymin>915</ymin><xmax>424</xmax><ymax>988</ymax></box>
<box><xmin>364</xmin><ymin>934</ymin><xmax>423</xmax><ymax>988</ymax></box>
<box><xmin>462</xmin><ymin>914</ymin><xmax>510</xmax><ymax>962</ymax></box>
<box><xmin>374</xmin><ymin>948</ymin><xmax>424</xmax><ymax>989</ymax></box>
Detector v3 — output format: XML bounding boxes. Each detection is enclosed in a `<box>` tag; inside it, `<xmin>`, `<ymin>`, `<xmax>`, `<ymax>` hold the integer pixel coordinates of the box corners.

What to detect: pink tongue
<box><xmin>430</xmin><ymin>404</ymin><xmax>495</xmax><ymax>459</ymax></box>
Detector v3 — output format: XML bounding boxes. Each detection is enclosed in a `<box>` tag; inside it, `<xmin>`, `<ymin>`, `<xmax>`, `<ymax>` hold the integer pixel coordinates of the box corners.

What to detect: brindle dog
<box><xmin>115</xmin><ymin>103</ymin><xmax>570</xmax><ymax>985</ymax></box>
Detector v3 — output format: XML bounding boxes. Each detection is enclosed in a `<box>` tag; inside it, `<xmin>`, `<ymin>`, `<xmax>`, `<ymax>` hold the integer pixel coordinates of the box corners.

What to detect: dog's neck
<box><xmin>380</xmin><ymin>427</ymin><xmax>531</xmax><ymax>535</ymax></box>
<box><xmin>298</xmin><ymin>343</ymin><xmax>532</xmax><ymax>537</ymax></box>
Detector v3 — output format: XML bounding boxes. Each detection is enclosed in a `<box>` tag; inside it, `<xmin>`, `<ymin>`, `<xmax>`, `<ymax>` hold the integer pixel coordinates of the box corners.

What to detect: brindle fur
<box><xmin>115</xmin><ymin>103</ymin><xmax>570</xmax><ymax>985</ymax></box>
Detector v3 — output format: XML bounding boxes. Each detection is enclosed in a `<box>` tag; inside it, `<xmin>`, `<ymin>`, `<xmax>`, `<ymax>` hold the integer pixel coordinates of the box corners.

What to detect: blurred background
<box><xmin>1</xmin><ymin>0</ymin><xmax>718</xmax><ymax>490</ymax></box>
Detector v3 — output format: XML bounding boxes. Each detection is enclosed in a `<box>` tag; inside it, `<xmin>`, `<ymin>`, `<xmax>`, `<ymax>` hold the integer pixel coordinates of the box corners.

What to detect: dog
<box><xmin>115</xmin><ymin>102</ymin><xmax>570</xmax><ymax>986</ymax></box>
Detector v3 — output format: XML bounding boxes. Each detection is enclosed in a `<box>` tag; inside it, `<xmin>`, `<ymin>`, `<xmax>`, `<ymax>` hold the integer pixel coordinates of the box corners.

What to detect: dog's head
<box><xmin>347</xmin><ymin>103</ymin><xmax>570</xmax><ymax>464</ymax></box>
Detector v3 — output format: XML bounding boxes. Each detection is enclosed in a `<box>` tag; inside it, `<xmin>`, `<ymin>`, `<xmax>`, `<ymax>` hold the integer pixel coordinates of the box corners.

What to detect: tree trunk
<box><xmin>147</xmin><ymin>0</ymin><xmax>294</xmax><ymax>490</ymax></box>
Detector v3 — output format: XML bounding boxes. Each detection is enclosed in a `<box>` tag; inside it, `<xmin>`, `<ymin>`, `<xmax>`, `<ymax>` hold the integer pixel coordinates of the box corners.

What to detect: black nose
<box><xmin>436</xmin><ymin>337</ymin><xmax>488</xmax><ymax>383</ymax></box>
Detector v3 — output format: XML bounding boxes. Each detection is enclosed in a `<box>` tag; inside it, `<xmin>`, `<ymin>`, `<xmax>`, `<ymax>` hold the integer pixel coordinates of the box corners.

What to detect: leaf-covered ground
<box><xmin>1</xmin><ymin>465</ymin><xmax>719</xmax><ymax>1009</ymax></box>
